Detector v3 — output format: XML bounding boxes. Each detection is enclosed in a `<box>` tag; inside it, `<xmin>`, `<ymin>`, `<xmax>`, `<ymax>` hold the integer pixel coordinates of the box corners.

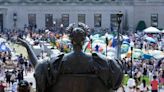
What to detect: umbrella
<box><xmin>121</xmin><ymin>44</ymin><xmax>129</xmax><ymax>54</ymax></box>
<box><xmin>154</xmin><ymin>54</ymin><xmax>164</xmax><ymax>59</ymax></box>
<box><xmin>92</xmin><ymin>34</ymin><xmax>100</xmax><ymax>40</ymax></box>
<box><xmin>122</xmin><ymin>41</ymin><xmax>130</xmax><ymax>45</ymax></box>
<box><xmin>126</xmin><ymin>49</ymin><xmax>143</xmax><ymax>59</ymax></box>
<box><xmin>145</xmin><ymin>37</ymin><xmax>156</xmax><ymax>43</ymax></box>
<box><xmin>123</xmin><ymin>35</ymin><xmax>129</xmax><ymax>40</ymax></box>
<box><xmin>106</xmin><ymin>48</ymin><xmax>116</xmax><ymax>59</ymax></box>
<box><xmin>143</xmin><ymin>27</ymin><xmax>161</xmax><ymax>33</ymax></box>
<box><xmin>100</xmin><ymin>34</ymin><xmax>113</xmax><ymax>41</ymax></box>
<box><xmin>145</xmin><ymin>50</ymin><xmax>164</xmax><ymax>59</ymax></box>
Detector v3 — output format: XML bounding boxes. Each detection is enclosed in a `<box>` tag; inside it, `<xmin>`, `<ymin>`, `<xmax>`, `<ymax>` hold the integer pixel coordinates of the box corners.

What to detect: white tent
<box><xmin>0</xmin><ymin>38</ymin><xmax>6</xmax><ymax>43</ymax></box>
<box><xmin>143</xmin><ymin>27</ymin><xmax>161</xmax><ymax>33</ymax></box>
<box><xmin>162</xmin><ymin>30</ymin><xmax>164</xmax><ymax>33</ymax></box>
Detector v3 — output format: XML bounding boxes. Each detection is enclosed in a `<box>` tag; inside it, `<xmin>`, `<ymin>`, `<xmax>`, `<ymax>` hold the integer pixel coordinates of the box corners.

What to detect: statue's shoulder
<box><xmin>35</xmin><ymin>53</ymin><xmax>65</xmax><ymax>71</ymax></box>
<box><xmin>49</xmin><ymin>53</ymin><xmax>65</xmax><ymax>63</ymax></box>
<box><xmin>92</xmin><ymin>52</ymin><xmax>108</xmax><ymax>63</ymax></box>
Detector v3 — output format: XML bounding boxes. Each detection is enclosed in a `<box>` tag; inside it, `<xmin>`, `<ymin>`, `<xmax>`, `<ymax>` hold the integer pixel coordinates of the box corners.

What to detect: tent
<box><xmin>0</xmin><ymin>43</ymin><xmax>11</xmax><ymax>52</ymax></box>
<box><xmin>0</xmin><ymin>38</ymin><xmax>6</xmax><ymax>43</ymax></box>
<box><xmin>161</xmin><ymin>30</ymin><xmax>164</xmax><ymax>33</ymax></box>
<box><xmin>145</xmin><ymin>36</ymin><xmax>156</xmax><ymax>43</ymax></box>
<box><xmin>143</xmin><ymin>27</ymin><xmax>161</xmax><ymax>33</ymax></box>
<box><xmin>142</xmin><ymin>54</ymin><xmax>153</xmax><ymax>59</ymax></box>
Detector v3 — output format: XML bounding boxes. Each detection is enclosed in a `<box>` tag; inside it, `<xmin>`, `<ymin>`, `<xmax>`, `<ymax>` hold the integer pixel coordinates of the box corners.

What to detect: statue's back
<box><xmin>41</xmin><ymin>52</ymin><xmax>113</xmax><ymax>92</ymax></box>
<box><xmin>49</xmin><ymin>74</ymin><xmax>111</xmax><ymax>92</ymax></box>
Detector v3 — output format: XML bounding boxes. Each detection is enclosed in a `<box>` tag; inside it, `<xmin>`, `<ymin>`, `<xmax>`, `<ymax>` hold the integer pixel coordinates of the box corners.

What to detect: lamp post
<box><xmin>131</xmin><ymin>46</ymin><xmax>133</xmax><ymax>77</ymax></box>
<box><xmin>53</xmin><ymin>21</ymin><xmax>56</xmax><ymax>32</ymax></box>
<box><xmin>13</xmin><ymin>13</ymin><xmax>17</xmax><ymax>31</ymax></box>
<box><xmin>90</xmin><ymin>35</ymin><xmax>93</xmax><ymax>54</ymax></box>
<box><xmin>116</xmin><ymin>11</ymin><xmax>123</xmax><ymax>59</ymax></box>
<box><xmin>105</xmin><ymin>33</ymin><xmax>108</xmax><ymax>57</ymax></box>
<box><xmin>60</xmin><ymin>24</ymin><xmax>64</xmax><ymax>35</ymax></box>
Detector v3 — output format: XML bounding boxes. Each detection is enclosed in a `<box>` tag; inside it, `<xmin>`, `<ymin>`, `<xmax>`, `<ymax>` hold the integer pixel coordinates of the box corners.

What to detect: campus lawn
<box><xmin>123</xmin><ymin>74</ymin><xmax>150</xmax><ymax>86</ymax></box>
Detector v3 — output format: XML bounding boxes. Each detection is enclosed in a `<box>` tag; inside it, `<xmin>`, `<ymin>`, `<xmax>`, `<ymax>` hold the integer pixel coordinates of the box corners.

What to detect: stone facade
<box><xmin>0</xmin><ymin>0</ymin><xmax>164</xmax><ymax>32</ymax></box>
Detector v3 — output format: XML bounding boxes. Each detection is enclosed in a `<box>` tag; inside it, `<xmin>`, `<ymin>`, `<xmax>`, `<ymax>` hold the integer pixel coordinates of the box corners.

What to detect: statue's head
<box><xmin>69</xmin><ymin>28</ymin><xmax>86</xmax><ymax>46</ymax></box>
<box><xmin>67</xmin><ymin>23</ymin><xmax>90</xmax><ymax>48</ymax></box>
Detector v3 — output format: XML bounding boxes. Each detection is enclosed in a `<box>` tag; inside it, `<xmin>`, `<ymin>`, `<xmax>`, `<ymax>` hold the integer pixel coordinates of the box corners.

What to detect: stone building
<box><xmin>0</xmin><ymin>0</ymin><xmax>164</xmax><ymax>32</ymax></box>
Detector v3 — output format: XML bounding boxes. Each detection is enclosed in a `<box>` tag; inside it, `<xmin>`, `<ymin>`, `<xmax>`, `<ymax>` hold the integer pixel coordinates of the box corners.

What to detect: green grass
<box><xmin>122</xmin><ymin>74</ymin><xmax>150</xmax><ymax>86</ymax></box>
<box><xmin>9</xmin><ymin>43</ymin><xmax>28</xmax><ymax>58</ymax></box>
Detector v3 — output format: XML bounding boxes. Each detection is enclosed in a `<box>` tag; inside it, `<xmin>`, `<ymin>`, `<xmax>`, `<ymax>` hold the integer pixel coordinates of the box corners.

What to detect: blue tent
<box><xmin>142</xmin><ymin>54</ymin><xmax>153</xmax><ymax>59</ymax></box>
<box><xmin>111</xmin><ymin>38</ymin><xmax>117</xmax><ymax>48</ymax></box>
<box><xmin>0</xmin><ymin>43</ymin><xmax>11</xmax><ymax>52</ymax></box>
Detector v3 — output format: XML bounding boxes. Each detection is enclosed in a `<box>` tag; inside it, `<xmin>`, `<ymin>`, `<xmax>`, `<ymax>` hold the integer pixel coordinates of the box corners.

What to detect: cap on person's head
<box><xmin>18</xmin><ymin>80</ymin><xmax>29</xmax><ymax>87</ymax></box>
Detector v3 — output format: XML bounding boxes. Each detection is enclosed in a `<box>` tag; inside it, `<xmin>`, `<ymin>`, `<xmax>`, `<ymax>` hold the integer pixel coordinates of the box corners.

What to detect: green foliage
<box><xmin>136</xmin><ymin>20</ymin><xmax>147</xmax><ymax>31</ymax></box>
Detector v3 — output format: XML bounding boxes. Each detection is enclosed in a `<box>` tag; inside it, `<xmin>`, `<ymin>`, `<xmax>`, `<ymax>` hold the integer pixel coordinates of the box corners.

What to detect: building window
<box><xmin>78</xmin><ymin>14</ymin><xmax>85</xmax><ymax>24</ymax></box>
<box><xmin>28</xmin><ymin>14</ymin><xmax>36</xmax><ymax>28</ymax></box>
<box><xmin>62</xmin><ymin>14</ymin><xmax>69</xmax><ymax>27</ymax></box>
<box><xmin>151</xmin><ymin>14</ymin><xmax>158</xmax><ymax>27</ymax></box>
<box><xmin>0</xmin><ymin>14</ymin><xmax>3</xmax><ymax>32</ymax></box>
<box><xmin>110</xmin><ymin>14</ymin><xmax>118</xmax><ymax>31</ymax></box>
<box><xmin>45</xmin><ymin>14</ymin><xmax>53</xmax><ymax>29</ymax></box>
<box><xmin>94</xmin><ymin>14</ymin><xmax>101</xmax><ymax>27</ymax></box>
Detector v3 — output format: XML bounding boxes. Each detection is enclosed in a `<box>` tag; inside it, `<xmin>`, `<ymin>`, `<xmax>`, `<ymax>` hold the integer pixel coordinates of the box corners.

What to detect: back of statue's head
<box><xmin>69</xmin><ymin>28</ymin><xmax>86</xmax><ymax>45</ymax></box>
<box><xmin>67</xmin><ymin>23</ymin><xmax>90</xmax><ymax>46</ymax></box>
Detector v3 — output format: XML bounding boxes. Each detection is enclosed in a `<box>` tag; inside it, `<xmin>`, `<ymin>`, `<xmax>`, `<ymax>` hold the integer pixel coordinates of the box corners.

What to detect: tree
<box><xmin>136</xmin><ymin>20</ymin><xmax>147</xmax><ymax>31</ymax></box>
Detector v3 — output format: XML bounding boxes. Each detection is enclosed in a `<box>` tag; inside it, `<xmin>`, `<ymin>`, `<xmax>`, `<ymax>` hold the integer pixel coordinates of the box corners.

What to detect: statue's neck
<box><xmin>73</xmin><ymin>45</ymin><xmax>82</xmax><ymax>52</ymax></box>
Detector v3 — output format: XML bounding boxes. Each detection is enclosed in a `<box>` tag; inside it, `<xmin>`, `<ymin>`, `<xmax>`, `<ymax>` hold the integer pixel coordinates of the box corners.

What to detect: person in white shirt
<box><xmin>127</xmin><ymin>76</ymin><xmax>136</xmax><ymax>92</ymax></box>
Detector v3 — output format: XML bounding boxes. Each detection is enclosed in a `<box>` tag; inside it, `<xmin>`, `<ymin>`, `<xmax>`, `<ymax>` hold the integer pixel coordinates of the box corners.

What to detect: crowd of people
<box><xmin>0</xmin><ymin>51</ymin><xmax>34</xmax><ymax>92</ymax></box>
<box><xmin>0</xmin><ymin>25</ymin><xmax>163</xmax><ymax>92</ymax></box>
<box><xmin>122</xmin><ymin>31</ymin><xmax>164</xmax><ymax>92</ymax></box>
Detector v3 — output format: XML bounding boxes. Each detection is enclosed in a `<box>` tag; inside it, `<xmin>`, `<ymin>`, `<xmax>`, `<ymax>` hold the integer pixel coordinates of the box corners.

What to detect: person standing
<box><xmin>10</xmin><ymin>72</ymin><xmax>16</xmax><ymax>85</ymax></box>
<box><xmin>24</xmin><ymin>57</ymin><xmax>28</xmax><ymax>76</ymax></box>
<box><xmin>5</xmin><ymin>71</ymin><xmax>11</xmax><ymax>86</ymax></box>
<box><xmin>151</xmin><ymin>75</ymin><xmax>159</xmax><ymax>92</ymax></box>
<box><xmin>17</xmin><ymin>70</ymin><xmax>23</xmax><ymax>83</ymax></box>
<box><xmin>29</xmin><ymin>82</ymin><xmax>34</xmax><ymax>92</ymax></box>
<box><xmin>127</xmin><ymin>75</ymin><xmax>136</xmax><ymax>92</ymax></box>
<box><xmin>139</xmin><ymin>79</ymin><xmax>149</xmax><ymax>92</ymax></box>
<box><xmin>0</xmin><ymin>81</ymin><xmax>6</xmax><ymax>92</ymax></box>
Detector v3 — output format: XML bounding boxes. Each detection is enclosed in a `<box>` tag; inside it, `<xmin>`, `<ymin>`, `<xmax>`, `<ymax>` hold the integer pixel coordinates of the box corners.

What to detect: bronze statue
<box><xmin>18</xmin><ymin>23</ymin><xmax>123</xmax><ymax>92</ymax></box>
